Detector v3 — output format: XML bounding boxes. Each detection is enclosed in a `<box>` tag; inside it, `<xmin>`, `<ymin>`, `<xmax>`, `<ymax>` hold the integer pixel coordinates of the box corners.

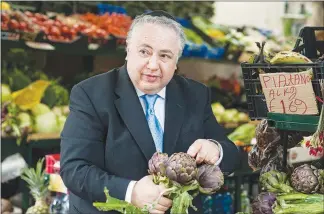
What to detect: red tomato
<box><xmin>8</xmin><ymin>19</ymin><xmax>19</xmax><ymax>30</ymax></box>
<box><xmin>1</xmin><ymin>13</ymin><xmax>9</xmax><ymax>22</ymax></box>
<box><xmin>24</xmin><ymin>11</ymin><xmax>34</xmax><ymax>18</ymax></box>
<box><xmin>49</xmin><ymin>26</ymin><xmax>61</xmax><ymax>36</ymax></box>
<box><xmin>19</xmin><ymin>22</ymin><xmax>27</xmax><ymax>31</ymax></box>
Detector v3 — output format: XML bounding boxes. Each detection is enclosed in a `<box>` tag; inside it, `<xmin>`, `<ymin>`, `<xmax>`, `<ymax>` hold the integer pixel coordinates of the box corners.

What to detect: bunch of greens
<box><xmin>260</xmin><ymin>170</ymin><xmax>295</xmax><ymax>194</ymax></box>
<box><xmin>93</xmin><ymin>152</ymin><xmax>225</xmax><ymax>214</ymax></box>
<box><xmin>252</xmin><ymin>192</ymin><xmax>324</xmax><ymax>214</ymax></box>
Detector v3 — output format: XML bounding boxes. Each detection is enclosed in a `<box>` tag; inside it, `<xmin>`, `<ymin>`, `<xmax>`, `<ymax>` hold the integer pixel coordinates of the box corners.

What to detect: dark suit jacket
<box><xmin>60</xmin><ymin>64</ymin><xmax>239</xmax><ymax>214</ymax></box>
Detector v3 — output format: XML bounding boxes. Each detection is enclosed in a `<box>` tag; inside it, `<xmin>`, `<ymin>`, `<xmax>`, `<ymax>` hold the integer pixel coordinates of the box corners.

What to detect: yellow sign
<box><xmin>11</xmin><ymin>80</ymin><xmax>51</xmax><ymax>110</ymax></box>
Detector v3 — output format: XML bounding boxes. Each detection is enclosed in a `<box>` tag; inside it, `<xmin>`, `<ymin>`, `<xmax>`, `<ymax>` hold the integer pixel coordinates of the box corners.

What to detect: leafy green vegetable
<box><xmin>42</xmin><ymin>84</ymin><xmax>69</xmax><ymax>108</ymax></box>
<box><xmin>170</xmin><ymin>191</ymin><xmax>197</xmax><ymax>214</ymax></box>
<box><xmin>93</xmin><ymin>187</ymin><xmax>147</xmax><ymax>214</ymax></box>
<box><xmin>273</xmin><ymin>202</ymin><xmax>324</xmax><ymax>214</ymax></box>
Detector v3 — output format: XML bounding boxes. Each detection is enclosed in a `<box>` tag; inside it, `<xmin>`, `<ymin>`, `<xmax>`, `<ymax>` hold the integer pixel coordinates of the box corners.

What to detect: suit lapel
<box><xmin>114</xmin><ymin>65</ymin><xmax>156</xmax><ymax>161</ymax></box>
<box><xmin>163</xmin><ymin>78</ymin><xmax>185</xmax><ymax>156</ymax></box>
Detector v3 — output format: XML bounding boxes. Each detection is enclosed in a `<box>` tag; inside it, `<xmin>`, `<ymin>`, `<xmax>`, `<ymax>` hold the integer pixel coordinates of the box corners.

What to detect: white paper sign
<box><xmin>259</xmin><ymin>70</ymin><xmax>318</xmax><ymax>115</ymax></box>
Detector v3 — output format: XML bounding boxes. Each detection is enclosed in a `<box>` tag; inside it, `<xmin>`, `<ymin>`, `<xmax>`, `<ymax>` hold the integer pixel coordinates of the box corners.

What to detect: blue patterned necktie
<box><xmin>141</xmin><ymin>94</ymin><xmax>164</xmax><ymax>152</ymax></box>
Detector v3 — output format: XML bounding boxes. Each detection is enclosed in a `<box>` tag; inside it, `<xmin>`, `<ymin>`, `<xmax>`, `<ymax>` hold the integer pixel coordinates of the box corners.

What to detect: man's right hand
<box><xmin>131</xmin><ymin>175</ymin><xmax>172</xmax><ymax>214</ymax></box>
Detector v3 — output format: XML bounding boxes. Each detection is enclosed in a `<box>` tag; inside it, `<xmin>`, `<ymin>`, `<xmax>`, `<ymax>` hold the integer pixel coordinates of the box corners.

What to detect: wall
<box><xmin>211</xmin><ymin>2</ymin><xmax>286</xmax><ymax>34</ymax></box>
<box><xmin>211</xmin><ymin>2</ymin><xmax>323</xmax><ymax>35</ymax></box>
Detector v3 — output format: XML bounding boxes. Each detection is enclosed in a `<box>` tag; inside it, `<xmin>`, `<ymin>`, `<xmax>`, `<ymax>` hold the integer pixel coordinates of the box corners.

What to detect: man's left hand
<box><xmin>187</xmin><ymin>139</ymin><xmax>220</xmax><ymax>165</ymax></box>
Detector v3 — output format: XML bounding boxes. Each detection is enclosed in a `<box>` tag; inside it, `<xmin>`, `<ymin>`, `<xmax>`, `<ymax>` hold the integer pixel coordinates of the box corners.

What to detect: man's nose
<box><xmin>147</xmin><ymin>55</ymin><xmax>159</xmax><ymax>70</ymax></box>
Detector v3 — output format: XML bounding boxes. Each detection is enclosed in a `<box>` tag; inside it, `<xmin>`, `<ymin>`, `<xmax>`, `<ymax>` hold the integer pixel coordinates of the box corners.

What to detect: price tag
<box><xmin>88</xmin><ymin>43</ymin><xmax>99</xmax><ymax>50</ymax></box>
<box><xmin>1</xmin><ymin>31</ymin><xmax>20</xmax><ymax>41</ymax></box>
<box><xmin>260</xmin><ymin>70</ymin><xmax>318</xmax><ymax>115</ymax></box>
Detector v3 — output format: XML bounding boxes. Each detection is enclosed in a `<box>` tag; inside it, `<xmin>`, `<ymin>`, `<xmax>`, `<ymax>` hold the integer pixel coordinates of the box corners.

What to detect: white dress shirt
<box><xmin>124</xmin><ymin>87</ymin><xmax>223</xmax><ymax>203</ymax></box>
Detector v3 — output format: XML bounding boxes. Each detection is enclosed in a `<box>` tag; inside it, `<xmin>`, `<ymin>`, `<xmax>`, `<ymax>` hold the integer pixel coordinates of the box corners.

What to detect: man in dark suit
<box><xmin>60</xmin><ymin>11</ymin><xmax>239</xmax><ymax>214</ymax></box>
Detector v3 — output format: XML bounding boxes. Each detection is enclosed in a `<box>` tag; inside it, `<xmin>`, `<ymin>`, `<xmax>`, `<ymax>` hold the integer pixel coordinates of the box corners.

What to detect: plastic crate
<box><xmin>241</xmin><ymin>62</ymin><xmax>324</xmax><ymax>120</ymax></box>
<box><xmin>267</xmin><ymin>112</ymin><xmax>320</xmax><ymax>132</ymax></box>
<box><xmin>293</xmin><ymin>27</ymin><xmax>324</xmax><ymax>59</ymax></box>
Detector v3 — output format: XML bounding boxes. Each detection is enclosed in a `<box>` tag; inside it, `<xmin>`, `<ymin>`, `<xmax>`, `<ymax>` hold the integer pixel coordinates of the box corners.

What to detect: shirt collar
<box><xmin>135</xmin><ymin>87</ymin><xmax>166</xmax><ymax>99</ymax></box>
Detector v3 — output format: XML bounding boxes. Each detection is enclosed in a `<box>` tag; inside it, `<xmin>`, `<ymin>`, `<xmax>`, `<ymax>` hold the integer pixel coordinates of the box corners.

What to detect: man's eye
<box><xmin>161</xmin><ymin>54</ymin><xmax>171</xmax><ymax>59</ymax></box>
<box><xmin>139</xmin><ymin>50</ymin><xmax>149</xmax><ymax>56</ymax></box>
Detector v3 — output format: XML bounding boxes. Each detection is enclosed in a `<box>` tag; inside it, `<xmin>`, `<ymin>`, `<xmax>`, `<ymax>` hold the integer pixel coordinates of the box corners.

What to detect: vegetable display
<box><xmin>93</xmin><ymin>152</ymin><xmax>224</xmax><ymax>214</ymax></box>
<box><xmin>251</xmin><ymin>167</ymin><xmax>324</xmax><ymax>214</ymax></box>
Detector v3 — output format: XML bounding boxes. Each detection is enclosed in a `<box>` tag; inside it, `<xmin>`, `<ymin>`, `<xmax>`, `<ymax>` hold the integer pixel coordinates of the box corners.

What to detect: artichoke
<box><xmin>290</xmin><ymin>164</ymin><xmax>320</xmax><ymax>194</ymax></box>
<box><xmin>148</xmin><ymin>152</ymin><xmax>169</xmax><ymax>175</ymax></box>
<box><xmin>165</xmin><ymin>152</ymin><xmax>197</xmax><ymax>185</ymax></box>
<box><xmin>197</xmin><ymin>164</ymin><xmax>224</xmax><ymax>194</ymax></box>
<box><xmin>316</xmin><ymin>169</ymin><xmax>324</xmax><ymax>194</ymax></box>
<box><xmin>251</xmin><ymin>192</ymin><xmax>276</xmax><ymax>214</ymax></box>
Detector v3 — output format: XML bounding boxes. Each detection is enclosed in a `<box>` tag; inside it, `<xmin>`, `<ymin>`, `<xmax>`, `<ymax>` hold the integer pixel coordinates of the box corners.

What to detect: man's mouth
<box><xmin>143</xmin><ymin>74</ymin><xmax>160</xmax><ymax>82</ymax></box>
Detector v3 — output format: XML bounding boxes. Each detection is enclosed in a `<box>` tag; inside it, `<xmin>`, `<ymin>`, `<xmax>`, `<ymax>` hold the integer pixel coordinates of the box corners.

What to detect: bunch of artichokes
<box><xmin>93</xmin><ymin>152</ymin><xmax>224</xmax><ymax>214</ymax></box>
<box><xmin>147</xmin><ymin>152</ymin><xmax>224</xmax><ymax>214</ymax></box>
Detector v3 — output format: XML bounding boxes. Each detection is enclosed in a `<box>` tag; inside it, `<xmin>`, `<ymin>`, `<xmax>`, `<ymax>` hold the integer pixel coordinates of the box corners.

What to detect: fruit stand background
<box><xmin>1</xmin><ymin>1</ymin><xmax>323</xmax><ymax>214</ymax></box>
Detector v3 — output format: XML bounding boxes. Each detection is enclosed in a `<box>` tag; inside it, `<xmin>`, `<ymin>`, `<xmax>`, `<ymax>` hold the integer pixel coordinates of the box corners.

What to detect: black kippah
<box><xmin>144</xmin><ymin>10</ymin><xmax>176</xmax><ymax>21</ymax></box>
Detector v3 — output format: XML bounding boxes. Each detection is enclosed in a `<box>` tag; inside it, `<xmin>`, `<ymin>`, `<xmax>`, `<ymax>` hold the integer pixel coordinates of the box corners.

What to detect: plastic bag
<box><xmin>1</xmin><ymin>153</ymin><xmax>27</xmax><ymax>183</ymax></box>
<box><xmin>255</xmin><ymin>119</ymin><xmax>281</xmax><ymax>150</ymax></box>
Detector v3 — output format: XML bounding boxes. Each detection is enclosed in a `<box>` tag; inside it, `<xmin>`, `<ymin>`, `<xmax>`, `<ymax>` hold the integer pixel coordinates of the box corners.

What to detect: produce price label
<box><xmin>260</xmin><ymin>70</ymin><xmax>318</xmax><ymax>115</ymax></box>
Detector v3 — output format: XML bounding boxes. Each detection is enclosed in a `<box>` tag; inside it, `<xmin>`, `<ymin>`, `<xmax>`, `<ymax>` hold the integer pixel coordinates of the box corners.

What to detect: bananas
<box><xmin>247</xmin><ymin>41</ymin><xmax>313</xmax><ymax>65</ymax></box>
<box><xmin>270</xmin><ymin>51</ymin><xmax>313</xmax><ymax>64</ymax></box>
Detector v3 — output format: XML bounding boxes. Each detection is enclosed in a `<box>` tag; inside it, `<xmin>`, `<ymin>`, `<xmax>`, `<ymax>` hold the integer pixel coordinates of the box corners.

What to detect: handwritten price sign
<box><xmin>260</xmin><ymin>70</ymin><xmax>318</xmax><ymax>115</ymax></box>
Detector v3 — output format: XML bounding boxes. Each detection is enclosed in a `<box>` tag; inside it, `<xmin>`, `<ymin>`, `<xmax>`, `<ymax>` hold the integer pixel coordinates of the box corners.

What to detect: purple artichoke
<box><xmin>251</xmin><ymin>192</ymin><xmax>276</xmax><ymax>214</ymax></box>
<box><xmin>165</xmin><ymin>152</ymin><xmax>197</xmax><ymax>184</ymax></box>
<box><xmin>148</xmin><ymin>152</ymin><xmax>169</xmax><ymax>175</ymax></box>
<box><xmin>291</xmin><ymin>164</ymin><xmax>319</xmax><ymax>194</ymax></box>
<box><xmin>197</xmin><ymin>164</ymin><xmax>224</xmax><ymax>194</ymax></box>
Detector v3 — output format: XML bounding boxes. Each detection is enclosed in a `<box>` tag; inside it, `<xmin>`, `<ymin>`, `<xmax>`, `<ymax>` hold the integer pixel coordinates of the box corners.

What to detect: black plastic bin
<box><xmin>241</xmin><ymin>62</ymin><xmax>324</xmax><ymax>120</ymax></box>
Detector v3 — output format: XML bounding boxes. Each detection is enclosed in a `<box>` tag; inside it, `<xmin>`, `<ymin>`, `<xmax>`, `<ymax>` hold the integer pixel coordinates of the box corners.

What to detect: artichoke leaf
<box><xmin>93</xmin><ymin>187</ymin><xmax>147</xmax><ymax>214</ymax></box>
<box><xmin>170</xmin><ymin>191</ymin><xmax>197</xmax><ymax>214</ymax></box>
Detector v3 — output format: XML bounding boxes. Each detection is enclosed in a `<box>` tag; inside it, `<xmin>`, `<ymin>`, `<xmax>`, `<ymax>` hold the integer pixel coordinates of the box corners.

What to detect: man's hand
<box><xmin>131</xmin><ymin>175</ymin><xmax>172</xmax><ymax>214</ymax></box>
<box><xmin>187</xmin><ymin>139</ymin><xmax>220</xmax><ymax>164</ymax></box>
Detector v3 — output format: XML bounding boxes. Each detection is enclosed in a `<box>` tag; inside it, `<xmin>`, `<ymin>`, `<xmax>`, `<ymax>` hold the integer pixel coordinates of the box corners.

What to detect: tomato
<box><xmin>8</xmin><ymin>19</ymin><xmax>20</xmax><ymax>30</ymax></box>
<box><xmin>19</xmin><ymin>22</ymin><xmax>28</xmax><ymax>31</ymax></box>
<box><xmin>53</xmin><ymin>20</ymin><xmax>62</xmax><ymax>27</ymax></box>
<box><xmin>24</xmin><ymin>11</ymin><xmax>33</xmax><ymax>18</ymax></box>
<box><xmin>43</xmin><ymin>19</ymin><xmax>55</xmax><ymax>27</ymax></box>
<box><xmin>61</xmin><ymin>26</ymin><xmax>70</xmax><ymax>35</ymax></box>
<box><xmin>1</xmin><ymin>22</ymin><xmax>8</xmax><ymax>30</ymax></box>
<box><xmin>49</xmin><ymin>26</ymin><xmax>61</xmax><ymax>36</ymax></box>
<box><xmin>1</xmin><ymin>13</ymin><xmax>9</xmax><ymax>22</ymax></box>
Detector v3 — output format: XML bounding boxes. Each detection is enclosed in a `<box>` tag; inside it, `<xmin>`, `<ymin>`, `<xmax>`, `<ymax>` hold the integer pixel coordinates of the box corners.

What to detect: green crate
<box><xmin>267</xmin><ymin>112</ymin><xmax>319</xmax><ymax>132</ymax></box>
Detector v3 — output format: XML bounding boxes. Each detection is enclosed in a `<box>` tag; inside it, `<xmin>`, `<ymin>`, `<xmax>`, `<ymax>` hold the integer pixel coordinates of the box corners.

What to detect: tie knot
<box><xmin>142</xmin><ymin>94</ymin><xmax>159</xmax><ymax>110</ymax></box>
